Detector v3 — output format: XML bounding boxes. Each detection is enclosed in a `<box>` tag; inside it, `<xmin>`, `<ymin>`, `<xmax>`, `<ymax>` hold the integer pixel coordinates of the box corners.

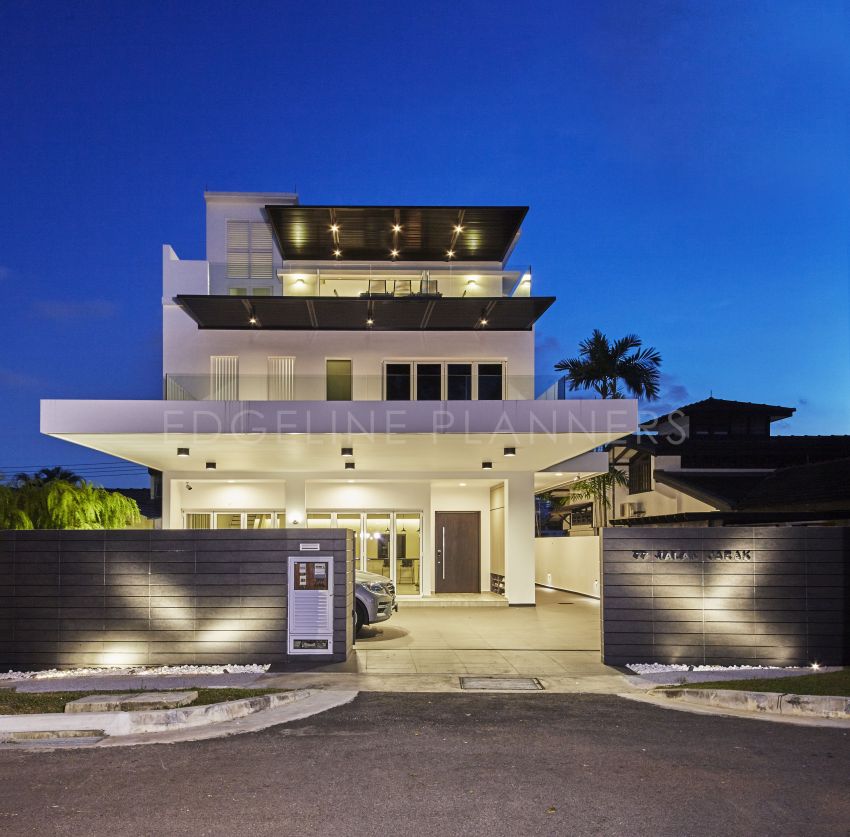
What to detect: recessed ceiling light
<box><xmin>345</xmin><ymin>461</ymin><xmax>356</xmax><ymax>470</ymax></box>
<box><xmin>390</xmin><ymin>249</ymin><xmax>399</xmax><ymax>258</ymax></box>
<box><xmin>341</xmin><ymin>447</ymin><xmax>354</xmax><ymax>457</ymax></box>
<box><xmin>205</xmin><ymin>461</ymin><xmax>216</xmax><ymax>470</ymax></box>
<box><xmin>249</xmin><ymin>316</ymin><xmax>258</xmax><ymax>325</ymax></box>
<box><xmin>392</xmin><ymin>224</ymin><xmax>402</xmax><ymax>232</ymax></box>
<box><xmin>459</xmin><ymin>482</ymin><xmax>467</xmax><ymax>487</ymax></box>
<box><xmin>330</xmin><ymin>223</ymin><xmax>339</xmax><ymax>233</ymax></box>
<box><xmin>366</xmin><ymin>318</ymin><xmax>374</xmax><ymax>325</ymax></box>
<box><xmin>482</xmin><ymin>461</ymin><xmax>493</xmax><ymax>470</ymax></box>
<box><xmin>453</xmin><ymin>225</ymin><xmax>464</xmax><ymax>233</ymax></box>
<box><xmin>479</xmin><ymin>318</ymin><xmax>488</xmax><ymax>326</ymax></box>
<box><xmin>177</xmin><ymin>447</ymin><xmax>190</xmax><ymax>457</ymax></box>
<box><xmin>504</xmin><ymin>447</ymin><xmax>517</xmax><ymax>457</ymax></box>
<box><xmin>334</xmin><ymin>249</ymin><xmax>342</xmax><ymax>257</ymax></box>
<box><xmin>347</xmin><ymin>479</ymin><xmax>355</xmax><ymax>483</ymax></box>
<box><xmin>446</xmin><ymin>249</ymin><xmax>455</xmax><ymax>258</ymax></box>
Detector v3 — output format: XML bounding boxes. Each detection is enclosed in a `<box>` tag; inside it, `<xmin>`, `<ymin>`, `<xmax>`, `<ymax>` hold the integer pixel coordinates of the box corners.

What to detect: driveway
<box><xmin>353</xmin><ymin>587</ymin><xmax>603</xmax><ymax>675</ymax></box>
<box><xmin>0</xmin><ymin>692</ymin><xmax>846</xmax><ymax>837</ymax></box>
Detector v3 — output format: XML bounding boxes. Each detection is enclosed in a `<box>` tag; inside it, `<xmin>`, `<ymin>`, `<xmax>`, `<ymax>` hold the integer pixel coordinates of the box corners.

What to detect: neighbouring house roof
<box><xmin>640</xmin><ymin>397</ymin><xmax>795</xmax><ymax>429</ymax></box>
<box><xmin>610</xmin><ymin>434</ymin><xmax>850</xmax><ymax>470</ymax></box>
<box><xmin>112</xmin><ymin>489</ymin><xmax>162</xmax><ymax>520</ymax></box>
<box><xmin>264</xmin><ymin>204</ymin><xmax>528</xmax><ymax>263</ymax></box>
<box><xmin>652</xmin><ymin>471</ymin><xmax>768</xmax><ymax>510</ymax></box>
<box><xmin>175</xmin><ymin>294</ymin><xmax>554</xmax><ymax>331</ymax></box>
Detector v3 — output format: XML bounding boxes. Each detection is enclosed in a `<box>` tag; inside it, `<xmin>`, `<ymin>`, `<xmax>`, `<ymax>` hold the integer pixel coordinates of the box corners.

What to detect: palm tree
<box><xmin>14</xmin><ymin>467</ymin><xmax>83</xmax><ymax>488</ymax></box>
<box><xmin>555</xmin><ymin>330</ymin><xmax>662</xmax><ymax>400</ymax></box>
<box><xmin>568</xmin><ymin>466</ymin><xmax>629</xmax><ymax>529</ymax></box>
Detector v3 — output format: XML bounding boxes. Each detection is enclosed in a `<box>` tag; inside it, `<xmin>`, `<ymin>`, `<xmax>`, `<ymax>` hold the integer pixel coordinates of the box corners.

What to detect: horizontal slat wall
<box><xmin>0</xmin><ymin>529</ymin><xmax>354</xmax><ymax>670</ymax></box>
<box><xmin>601</xmin><ymin>527</ymin><xmax>849</xmax><ymax>666</ymax></box>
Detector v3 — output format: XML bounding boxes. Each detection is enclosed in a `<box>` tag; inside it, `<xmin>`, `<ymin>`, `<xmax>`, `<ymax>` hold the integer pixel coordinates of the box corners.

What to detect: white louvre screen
<box><xmin>211</xmin><ymin>355</ymin><xmax>239</xmax><ymax>400</ymax></box>
<box><xmin>226</xmin><ymin>221</ymin><xmax>250</xmax><ymax>279</ymax></box>
<box><xmin>268</xmin><ymin>356</ymin><xmax>295</xmax><ymax>400</ymax></box>
<box><xmin>250</xmin><ymin>222</ymin><xmax>274</xmax><ymax>279</ymax></box>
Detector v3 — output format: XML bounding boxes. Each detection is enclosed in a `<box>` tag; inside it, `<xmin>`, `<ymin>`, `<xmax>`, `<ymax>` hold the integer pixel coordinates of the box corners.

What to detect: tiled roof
<box><xmin>641</xmin><ymin>397</ymin><xmax>794</xmax><ymax>428</ymax></box>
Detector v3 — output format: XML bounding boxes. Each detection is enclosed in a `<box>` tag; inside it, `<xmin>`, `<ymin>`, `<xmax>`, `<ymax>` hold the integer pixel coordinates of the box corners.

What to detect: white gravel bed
<box><xmin>625</xmin><ymin>662</ymin><xmax>835</xmax><ymax>686</ymax></box>
<box><xmin>1</xmin><ymin>664</ymin><xmax>270</xmax><ymax>693</ymax></box>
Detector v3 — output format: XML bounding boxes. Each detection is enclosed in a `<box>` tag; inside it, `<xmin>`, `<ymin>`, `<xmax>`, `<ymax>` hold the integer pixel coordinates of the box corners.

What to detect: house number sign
<box><xmin>632</xmin><ymin>550</ymin><xmax>752</xmax><ymax>562</ymax></box>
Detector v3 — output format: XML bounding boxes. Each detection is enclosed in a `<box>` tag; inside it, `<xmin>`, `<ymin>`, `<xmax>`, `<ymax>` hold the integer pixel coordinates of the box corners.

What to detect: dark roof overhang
<box><xmin>641</xmin><ymin>397</ymin><xmax>795</xmax><ymax>429</ymax></box>
<box><xmin>174</xmin><ymin>294</ymin><xmax>555</xmax><ymax>331</ymax></box>
<box><xmin>264</xmin><ymin>205</ymin><xmax>528</xmax><ymax>263</ymax></box>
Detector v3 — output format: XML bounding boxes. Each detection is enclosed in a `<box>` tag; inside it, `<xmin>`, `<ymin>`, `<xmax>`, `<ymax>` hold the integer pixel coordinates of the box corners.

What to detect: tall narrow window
<box><xmin>386</xmin><ymin>363</ymin><xmax>411</xmax><ymax>400</ymax></box>
<box><xmin>268</xmin><ymin>356</ymin><xmax>295</xmax><ymax>400</ymax></box>
<box><xmin>226</xmin><ymin>220</ymin><xmax>274</xmax><ymax>280</ymax></box>
<box><xmin>477</xmin><ymin>363</ymin><xmax>504</xmax><ymax>400</ymax></box>
<box><xmin>416</xmin><ymin>363</ymin><xmax>442</xmax><ymax>400</ymax></box>
<box><xmin>210</xmin><ymin>355</ymin><xmax>239</xmax><ymax>400</ymax></box>
<box><xmin>447</xmin><ymin>363</ymin><xmax>473</xmax><ymax>400</ymax></box>
<box><xmin>326</xmin><ymin>359</ymin><xmax>352</xmax><ymax>401</ymax></box>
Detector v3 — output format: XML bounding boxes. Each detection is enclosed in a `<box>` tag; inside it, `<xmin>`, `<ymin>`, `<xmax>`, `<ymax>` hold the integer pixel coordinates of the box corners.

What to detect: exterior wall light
<box><xmin>482</xmin><ymin>461</ymin><xmax>493</xmax><ymax>470</ymax></box>
<box><xmin>345</xmin><ymin>461</ymin><xmax>356</xmax><ymax>470</ymax></box>
<box><xmin>341</xmin><ymin>447</ymin><xmax>354</xmax><ymax>457</ymax></box>
<box><xmin>177</xmin><ymin>447</ymin><xmax>190</xmax><ymax>457</ymax></box>
<box><xmin>205</xmin><ymin>462</ymin><xmax>216</xmax><ymax>470</ymax></box>
<box><xmin>503</xmin><ymin>447</ymin><xmax>516</xmax><ymax>457</ymax></box>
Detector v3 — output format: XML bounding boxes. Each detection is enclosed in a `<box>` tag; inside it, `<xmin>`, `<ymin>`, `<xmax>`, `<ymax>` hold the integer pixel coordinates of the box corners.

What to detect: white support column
<box><xmin>286</xmin><ymin>477</ymin><xmax>307</xmax><ymax>527</ymax></box>
<box><xmin>161</xmin><ymin>474</ymin><xmax>173</xmax><ymax>529</ymax></box>
<box><xmin>504</xmin><ymin>472</ymin><xmax>536</xmax><ymax>605</ymax></box>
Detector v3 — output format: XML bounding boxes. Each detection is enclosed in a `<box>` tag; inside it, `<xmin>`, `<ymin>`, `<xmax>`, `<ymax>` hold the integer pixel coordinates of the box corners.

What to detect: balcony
<box><xmin>163</xmin><ymin>372</ymin><xmax>560</xmax><ymax>402</ymax></box>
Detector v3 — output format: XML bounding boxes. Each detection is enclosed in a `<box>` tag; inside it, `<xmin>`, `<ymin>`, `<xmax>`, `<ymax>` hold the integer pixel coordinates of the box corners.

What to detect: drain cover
<box><xmin>459</xmin><ymin>677</ymin><xmax>543</xmax><ymax>691</ymax></box>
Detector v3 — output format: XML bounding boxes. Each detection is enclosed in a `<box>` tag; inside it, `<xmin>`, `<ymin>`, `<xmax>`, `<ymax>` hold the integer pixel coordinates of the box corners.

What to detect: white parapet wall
<box><xmin>534</xmin><ymin>536</ymin><xmax>601</xmax><ymax>599</ymax></box>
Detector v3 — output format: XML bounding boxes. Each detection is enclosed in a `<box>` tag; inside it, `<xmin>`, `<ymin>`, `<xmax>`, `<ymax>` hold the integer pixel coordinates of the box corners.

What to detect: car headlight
<box><xmin>358</xmin><ymin>581</ymin><xmax>386</xmax><ymax>593</ymax></box>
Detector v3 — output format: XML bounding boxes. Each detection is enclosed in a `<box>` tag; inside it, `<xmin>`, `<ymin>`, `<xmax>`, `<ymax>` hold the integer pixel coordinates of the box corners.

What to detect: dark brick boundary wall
<box><xmin>602</xmin><ymin>527</ymin><xmax>849</xmax><ymax>666</ymax></box>
<box><xmin>0</xmin><ymin>529</ymin><xmax>354</xmax><ymax>670</ymax></box>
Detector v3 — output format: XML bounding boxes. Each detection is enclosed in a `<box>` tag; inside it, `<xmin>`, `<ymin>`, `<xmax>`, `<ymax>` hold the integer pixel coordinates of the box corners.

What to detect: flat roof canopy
<box><xmin>175</xmin><ymin>295</ymin><xmax>555</xmax><ymax>331</ymax></box>
<box><xmin>265</xmin><ymin>205</ymin><xmax>528</xmax><ymax>262</ymax></box>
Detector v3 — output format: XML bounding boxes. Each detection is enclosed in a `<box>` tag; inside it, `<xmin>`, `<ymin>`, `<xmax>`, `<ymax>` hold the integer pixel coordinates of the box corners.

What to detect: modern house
<box><xmin>40</xmin><ymin>192</ymin><xmax>636</xmax><ymax>605</ymax></box>
<box><xmin>607</xmin><ymin>397</ymin><xmax>850</xmax><ymax>527</ymax></box>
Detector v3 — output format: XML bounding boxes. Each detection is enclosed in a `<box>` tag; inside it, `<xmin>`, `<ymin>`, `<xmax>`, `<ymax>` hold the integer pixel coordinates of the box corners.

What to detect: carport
<box><xmin>353</xmin><ymin>587</ymin><xmax>602</xmax><ymax>675</ymax></box>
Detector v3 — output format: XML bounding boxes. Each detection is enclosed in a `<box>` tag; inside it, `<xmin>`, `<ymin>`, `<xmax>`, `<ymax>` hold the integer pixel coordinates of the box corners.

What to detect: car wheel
<box><xmin>354</xmin><ymin>602</ymin><xmax>368</xmax><ymax>635</ymax></box>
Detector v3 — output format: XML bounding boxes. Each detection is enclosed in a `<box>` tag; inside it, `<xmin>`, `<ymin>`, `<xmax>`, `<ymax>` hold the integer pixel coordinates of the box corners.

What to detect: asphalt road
<box><xmin>0</xmin><ymin>693</ymin><xmax>848</xmax><ymax>837</ymax></box>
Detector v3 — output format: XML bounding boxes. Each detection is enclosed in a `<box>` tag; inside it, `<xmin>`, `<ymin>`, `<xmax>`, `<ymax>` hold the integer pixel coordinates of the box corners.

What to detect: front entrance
<box><xmin>434</xmin><ymin>511</ymin><xmax>480</xmax><ymax>593</ymax></box>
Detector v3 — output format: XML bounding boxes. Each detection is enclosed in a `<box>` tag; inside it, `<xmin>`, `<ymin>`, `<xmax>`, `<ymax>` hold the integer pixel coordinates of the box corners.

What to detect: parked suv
<box><xmin>355</xmin><ymin>570</ymin><xmax>397</xmax><ymax>633</ymax></box>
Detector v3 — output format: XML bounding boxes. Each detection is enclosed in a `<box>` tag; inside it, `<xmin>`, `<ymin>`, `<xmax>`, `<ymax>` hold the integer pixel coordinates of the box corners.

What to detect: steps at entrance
<box><xmin>401</xmin><ymin>593</ymin><xmax>509</xmax><ymax>608</ymax></box>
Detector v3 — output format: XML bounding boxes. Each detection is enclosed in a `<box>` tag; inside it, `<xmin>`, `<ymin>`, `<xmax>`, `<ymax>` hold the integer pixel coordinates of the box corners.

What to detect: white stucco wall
<box><xmin>535</xmin><ymin>536</ymin><xmax>601</xmax><ymax>599</ymax></box>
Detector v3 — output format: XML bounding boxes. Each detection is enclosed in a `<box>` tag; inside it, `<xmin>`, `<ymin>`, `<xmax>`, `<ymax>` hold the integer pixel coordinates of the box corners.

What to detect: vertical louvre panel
<box><xmin>250</xmin><ymin>222</ymin><xmax>274</xmax><ymax>279</ymax></box>
<box><xmin>268</xmin><ymin>356</ymin><xmax>295</xmax><ymax>400</ymax></box>
<box><xmin>227</xmin><ymin>221</ymin><xmax>250</xmax><ymax>279</ymax></box>
<box><xmin>211</xmin><ymin>355</ymin><xmax>239</xmax><ymax>400</ymax></box>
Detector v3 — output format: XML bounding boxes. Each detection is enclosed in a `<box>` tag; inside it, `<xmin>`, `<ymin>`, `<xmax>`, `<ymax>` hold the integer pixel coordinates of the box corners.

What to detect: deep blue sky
<box><xmin>1</xmin><ymin>0</ymin><xmax>847</xmax><ymax>487</ymax></box>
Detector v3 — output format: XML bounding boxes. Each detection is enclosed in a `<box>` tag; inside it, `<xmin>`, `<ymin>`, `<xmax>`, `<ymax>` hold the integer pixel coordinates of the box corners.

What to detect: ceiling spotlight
<box><xmin>205</xmin><ymin>462</ymin><xmax>216</xmax><ymax>470</ymax></box>
<box><xmin>479</xmin><ymin>318</ymin><xmax>488</xmax><ymax>326</ymax></box>
<box><xmin>330</xmin><ymin>223</ymin><xmax>339</xmax><ymax>233</ymax></box>
<box><xmin>390</xmin><ymin>249</ymin><xmax>399</xmax><ymax>258</ymax></box>
<box><xmin>482</xmin><ymin>461</ymin><xmax>493</xmax><ymax>470</ymax></box>
<box><xmin>249</xmin><ymin>316</ymin><xmax>258</xmax><ymax>325</ymax></box>
<box><xmin>341</xmin><ymin>447</ymin><xmax>354</xmax><ymax>457</ymax></box>
<box><xmin>334</xmin><ymin>249</ymin><xmax>342</xmax><ymax>257</ymax></box>
<box><xmin>459</xmin><ymin>482</ymin><xmax>467</xmax><ymax>487</ymax></box>
<box><xmin>453</xmin><ymin>224</ymin><xmax>464</xmax><ymax>233</ymax></box>
<box><xmin>345</xmin><ymin>461</ymin><xmax>356</xmax><ymax>470</ymax></box>
<box><xmin>366</xmin><ymin>317</ymin><xmax>374</xmax><ymax>326</ymax></box>
<box><xmin>504</xmin><ymin>447</ymin><xmax>517</xmax><ymax>457</ymax></box>
<box><xmin>392</xmin><ymin>223</ymin><xmax>402</xmax><ymax>233</ymax></box>
<box><xmin>446</xmin><ymin>249</ymin><xmax>455</xmax><ymax>258</ymax></box>
<box><xmin>185</xmin><ymin>482</ymin><xmax>193</xmax><ymax>491</ymax></box>
<box><xmin>177</xmin><ymin>447</ymin><xmax>190</xmax><ymax>457</ymax></box>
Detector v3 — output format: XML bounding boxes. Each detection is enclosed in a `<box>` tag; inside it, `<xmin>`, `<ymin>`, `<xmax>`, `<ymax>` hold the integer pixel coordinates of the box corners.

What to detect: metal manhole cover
<box><xmin>459</xmin><ymin>677</ymin><xmax>543</xmax><ymax>691</ymax></box>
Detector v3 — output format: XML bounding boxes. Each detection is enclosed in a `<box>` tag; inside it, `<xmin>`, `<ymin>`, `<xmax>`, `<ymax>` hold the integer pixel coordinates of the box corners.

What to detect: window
<box><xmin>211</xmin><ymin>355</ymin><xmax>239</xmax><ymax>400</ymax></box>
<box><xmin>268</xmin><ymin>356</ymin><xmax>295</xmax><ymax>400</ymax></box>
<box><xmin>183</xmin><ymin>510</ymin><xmax>286</xmax><ymax>529</ymax></box>
<box><xmin>386</xmin><ymin>363</ymin><xmax>411</xmax><ymax>400</ymax></box>
<box><xmin>628</xmin><ymin>455</ymin><xmax>652</xmax><ymax>494</ymax></box>
<box><xmin>326</xmin><ymin>359</ymin><xmax>352</xmax><ymax>401</ymax></box>
<box><xmin>416</xmin><ymin>364</ymin><xmax>442</xmax><ymax>400</ymax></box>
<box><xmin>477</xmin><ymin>363</ymin><xmax>504</xmax><ymax>400</ymax></box>
<box><xmin>227</xmin><ymin>220</ymin><xmax>274</xmax><ymax>280</ymax></box>
<box><xmin>447</xmin><ymin>364</ymin><xmax>473</xmax><ymax>400</ymax></box>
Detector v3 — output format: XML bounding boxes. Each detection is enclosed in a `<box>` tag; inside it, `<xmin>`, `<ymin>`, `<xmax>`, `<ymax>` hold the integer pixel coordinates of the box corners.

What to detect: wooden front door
<box><xmin>434</xmin><ymin>512</ymin><xmax>481</xmax><ymax>593</ymax></box>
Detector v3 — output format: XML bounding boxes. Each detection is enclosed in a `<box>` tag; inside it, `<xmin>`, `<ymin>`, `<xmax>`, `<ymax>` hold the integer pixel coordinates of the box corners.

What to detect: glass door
<box><xmin>365</xmin><ymin>513</ymin><xmax>392</xmax><ymax>577</ymax></box>
<box><xmin>336</xmin><ymin>512</ymin><xmax>363</xmax><ymax>565</ymax></box>
<box><xmin>395</xmin><ymin>513</ymin><xmax>421</xmax><ymax>595</ymax></box>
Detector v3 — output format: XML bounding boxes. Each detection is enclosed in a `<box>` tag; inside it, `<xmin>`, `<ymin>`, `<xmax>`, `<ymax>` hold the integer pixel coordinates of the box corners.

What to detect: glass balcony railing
<box><xmin>163</xmin><ymin>372</ymin><xmax>562</xmax><ymax>402</ymax></box>
<box><xmin>206</xmin><ymin>262</ymin><xmax>533</xmax><ymax>299</ymax></box>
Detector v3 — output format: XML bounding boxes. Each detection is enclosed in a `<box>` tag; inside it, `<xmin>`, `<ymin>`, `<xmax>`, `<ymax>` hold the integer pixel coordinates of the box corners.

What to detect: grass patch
<box><xmin>0</xmin><ymin>687</ymin><xmax>284</xmax><ymax>716</ymax></box>
<box><xmin>668</xmin><ymin>669</ymin><xmax>850</xmax><ymax>697</ymax></box>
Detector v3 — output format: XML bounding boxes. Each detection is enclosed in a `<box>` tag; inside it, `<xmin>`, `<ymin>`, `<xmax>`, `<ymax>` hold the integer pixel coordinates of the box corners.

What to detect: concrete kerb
<box><xmin>653</xmin><ymin>688</ymin><xmax>850</xmax><ymax>721</ymax></box>
<box><xmin>0</xmin><ymin>689</ymin><xmax>311</xmax><ymax>741</ymax></box>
